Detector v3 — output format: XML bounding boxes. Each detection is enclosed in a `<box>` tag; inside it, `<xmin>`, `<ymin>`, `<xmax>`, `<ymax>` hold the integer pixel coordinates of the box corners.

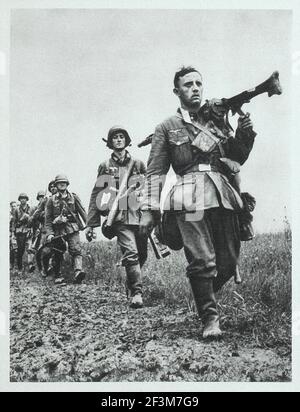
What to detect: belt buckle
<box><xmin>198</xmin><ymin>164</ymin><xmax>211</xmax><ymax>172</ymax></box>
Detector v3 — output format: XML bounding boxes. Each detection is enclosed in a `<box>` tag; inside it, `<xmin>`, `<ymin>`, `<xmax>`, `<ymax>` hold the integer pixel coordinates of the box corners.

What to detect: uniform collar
<box><xmin>19</xmin><ymin>204</ymin><xmax>29</xmax><ymax>212</ymax></box>
<box><xmin>176</xmin><ymin>107</ymin><xmax>204</xmax><ymax>132</ymax></box>
<box><xmin>55</xmin><ymin>190</ymin><xmax>71</xmax><ymax>201</ymax></box>
<box><xmin>111</xmin><ymin>150</ymin><xmax>131</xmax><ymax>166</ymax></box>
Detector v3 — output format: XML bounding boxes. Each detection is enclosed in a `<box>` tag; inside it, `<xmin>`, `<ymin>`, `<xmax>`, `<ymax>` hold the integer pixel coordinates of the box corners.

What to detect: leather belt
<box><xmin>197</xmin><ymin>164</ymin><xmax>212</xmax><ymax>172</ymax></box>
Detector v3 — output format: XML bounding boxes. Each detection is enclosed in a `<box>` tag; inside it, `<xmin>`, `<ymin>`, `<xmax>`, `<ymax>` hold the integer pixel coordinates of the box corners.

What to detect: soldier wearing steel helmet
<box><xmin>12</xmin><ymin>193</ymin><xmax>32</xmax><ymax>274</ymax></box>
<box><xmin>86</xmin><ymin>126</ymin><xmax>147</xmax><ymax>308</ymax></box>
<box><xmin>9</xmin><ymin>201</ymin><xmax>18</xmax><ymax>271</ymax></box>
<box><xmin>37</xmin><ymin>180</ymin><xmax>59</xmax><ymax>277</ymax></box>
<box><xmin>45</xmin><ymin>174</ymin><xmax>87</xmax><ymax>285</ymax></box>
<box><xmin>27</xmin><ymin>190</ymin><xmax>46</xmax><ymax>273</ymax></box>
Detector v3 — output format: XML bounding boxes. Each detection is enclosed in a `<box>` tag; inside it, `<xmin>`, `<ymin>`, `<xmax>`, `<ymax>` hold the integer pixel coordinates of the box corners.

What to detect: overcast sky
<box><xmin>10</xmin><ymin>8</ymin><xmax>292</xmax><ymax>233</ymax></box>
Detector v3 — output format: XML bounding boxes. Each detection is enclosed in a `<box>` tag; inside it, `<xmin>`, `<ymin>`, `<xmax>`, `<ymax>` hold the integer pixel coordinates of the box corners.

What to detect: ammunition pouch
<box><xmin>239</xmin><ymin>192</ymin><xmax>256</xmax><ymax>241</ymax></box>
<box><xmin>157</xmin><ymin>211</ymin><xmax>183</xmax><ymax>251</ymax></box>
<box><xmin>101</xmin><ymin>219</ymin><xmax>116</xmax><ymax>240</ymax></box>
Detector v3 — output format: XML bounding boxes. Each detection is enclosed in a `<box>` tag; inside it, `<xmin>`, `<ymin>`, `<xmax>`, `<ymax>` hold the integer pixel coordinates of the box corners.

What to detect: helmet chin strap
<box><xmin>113</xmin><ymin>147</ymin><xmax>126</xmax><ymax>157</ymax></box>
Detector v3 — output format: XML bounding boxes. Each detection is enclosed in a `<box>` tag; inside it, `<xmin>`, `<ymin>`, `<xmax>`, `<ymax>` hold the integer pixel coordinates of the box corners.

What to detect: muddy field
<box><xmin>10</xmin><ymin>231</ymin><xmax>291</xmax><ymax>383</ymax></box>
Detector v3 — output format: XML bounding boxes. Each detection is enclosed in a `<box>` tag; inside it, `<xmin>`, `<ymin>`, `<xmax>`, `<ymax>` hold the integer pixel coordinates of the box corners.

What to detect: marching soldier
<box><xmin>140</xmin><ymin>66</ymin><xmax>256</xmax><ymax>338</ymax></box>
<box><xmin>12</xmin><ymin>193</ymin><xmax>32</xmax><ymax>274</ymax></box>
<box><xmin>38</xmin><ymin>180</ymin><xmax>59</xmax><ymax>277</ymax></box>
<box><xmin>27</xmin><ymin>190</ymin><xmax>46</xmax><ymax>273</ymax></box>
<box><xmin>9</xmin><ymin>201</ymin><xmax>18</xmax><ymax>271</ymax></box>
<box><xmin>85</xmin><ymin>126</ymin><xmax>148</xmax><ymax>308</ymax></box>
<box><xmin>45</xmin><ymin>174</ymin><xmax>87</xmax><ymax>285</ymax></box>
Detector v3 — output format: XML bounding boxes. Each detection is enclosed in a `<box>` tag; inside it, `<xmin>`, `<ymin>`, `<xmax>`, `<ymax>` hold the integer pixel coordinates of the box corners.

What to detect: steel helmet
<box><xmin>36</xmin><ymin>190</ymin><xmax>45</xmax><ymax>200</ymax></box>
<box><xmin>54</xmin><ymin>174</ymin><xmax>70</xmax><ymax>186</ymax></box>
<box><xmin>18</xmin><ymin>192</ymin><xmax>29</xmax><ymax>201</ymax></box>
<box><xmin>105</xmin><ymin>126</ymin><xmax>131</xmax><ymax>149</ymax></box>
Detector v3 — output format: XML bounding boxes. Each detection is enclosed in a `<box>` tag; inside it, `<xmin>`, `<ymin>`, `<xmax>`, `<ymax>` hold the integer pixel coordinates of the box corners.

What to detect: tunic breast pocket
<box><xmin>168</xmin><ymin>130</ymin><xmax>193</xmax><ymax>167</ymax></box>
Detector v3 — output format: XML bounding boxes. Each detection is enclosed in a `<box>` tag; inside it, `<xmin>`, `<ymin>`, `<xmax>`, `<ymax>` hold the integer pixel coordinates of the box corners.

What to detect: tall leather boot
<box><xmin>213</xmin><ymin>272</ymin><xmax>232</xmax><ymax>293</ymax></box>
<box><xmin>190</xmin><ymin>277</ymin><xmax>222</xmax><ymax>339</ymax></box>
<box><xmin>126</xmin><ymin>264</ymin><xmax>143</xmax><ymax>308</ymax></box>
<box><xmin>213</xmin><ymin>265</ymin><xmax>239</xmax><ymax>293</ymax></box>
<box><xmin>73</xmin><ymin>255</ymin><xmax>86</xmax><ymax>284</ymax></box>
<box><xmin>27</xmin><ymin>250</ymin><xmax>35</xmax><ymax>273</ymax></box>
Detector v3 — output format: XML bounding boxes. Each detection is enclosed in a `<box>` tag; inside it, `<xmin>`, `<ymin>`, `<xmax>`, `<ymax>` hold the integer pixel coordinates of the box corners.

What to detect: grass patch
<box><xmin>66</xmin><ymin>229</ymin><xmax>291</xmax><ymax>352</ymax></box>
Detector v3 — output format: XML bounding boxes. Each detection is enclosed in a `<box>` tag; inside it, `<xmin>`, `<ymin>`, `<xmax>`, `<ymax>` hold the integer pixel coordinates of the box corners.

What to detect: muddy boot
<box><xmin>40</xmin><ymin>270</ymin><xmax>47</xmax><ymax>278</ymax></box>
<box><xmin>213</xmin><ymin>273</ymin><xmax>232</xmax><ymax>293</ymax></box>
<box><xmin>54</xmin><ymin>275</ymin><xmax>67</xmax><ymax>286</ymax></box>
<box><xmin>28</xmin><ymin>263</ymin><xmax>36</xmax><ymax>273</ymax></box>
<box><xmin>126</xmin><ymin>264</ymin><xmax>143</xmax><ymax>309</ymax></box>
<box><xmin>73</xmin><ymin>255</ymin><xmax>85</xmax><ymax>284</ymax></box>
<box><xmin>190</xmin><ymin>277</ymin><xmax>222</xmax><ymax>340</ymax></box>
<box><xmin>130</xmin><ymin>293</ymin><xmax>143</xmax><ymax>309</ymax></box>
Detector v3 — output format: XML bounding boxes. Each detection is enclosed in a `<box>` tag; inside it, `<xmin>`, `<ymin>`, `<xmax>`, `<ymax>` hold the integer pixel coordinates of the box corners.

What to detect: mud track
<box><xmin>10</xmin><ymin>272</ymin><xmax>291</xmax><ymax>382</ymax></box>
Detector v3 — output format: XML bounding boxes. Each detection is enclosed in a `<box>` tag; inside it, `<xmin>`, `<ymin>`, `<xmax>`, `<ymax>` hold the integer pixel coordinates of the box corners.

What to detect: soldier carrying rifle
<box><xmin>45</xmin><ymin>174</ymin><xmax>87</xmax><ymax>286</ymax></box>
<box><xmin>140</xmin><ymin>66</ymin><xmax>282</xmax><ymax>339</ymax></box>
<box><xmin>140</xmin><ymin>66</ymin><xmax>258</xmax><ymax>339</ymax></box>
<box><xmin>86</xmin><ymin>126</ymin><xmax>148</xmax><ymax>308</ymax></box>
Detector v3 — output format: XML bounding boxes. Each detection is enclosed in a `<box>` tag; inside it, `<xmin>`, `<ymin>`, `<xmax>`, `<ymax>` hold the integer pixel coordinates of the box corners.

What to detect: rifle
<box><xmin>43</xmin><ymin>234</ymin><xmax>66</xmax><ymax>254</ymax></box>
<box><xmin>201</xmin><ymin>70</ymin><xmax>282</xmax><ymax>131</ymax></box>
<box><xmin>103</xmin><ymin>159</ymin><xmax>136</xmax><ymax>235</ymax></box>
<box><xmin>149</xmin><ymin>231</ymin><xmax>171</xmax><ymax>259</ymax></box>
<box><xmin>137</xmin><ymin>71</ymin><xmax>282</xmax><ymax>147</ymax></box>
<box><xmin>60</xmin><ymin>196</ymin><xmax>87</xmax><ymax>232</ymax></box>
<box><xmin>137</xmin><ymin>133</ymin><xmax>154</xmax><ymax>148</ymax></box>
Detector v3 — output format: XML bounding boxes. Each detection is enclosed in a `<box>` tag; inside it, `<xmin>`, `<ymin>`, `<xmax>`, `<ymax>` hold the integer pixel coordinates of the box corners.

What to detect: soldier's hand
<box><xmin>139</xmin><ymin>211</ymin><xmax>155</xmax><ymax>237</ymax></box>
<box><xmin>85</xmin><ymin>227</ymin><xmax>96</xmax><ymax>242</ymax></box>
<box><xmin>238</xmin><ymin>112</ymin><xmax>253</xmax><ymax>131</ymax></box>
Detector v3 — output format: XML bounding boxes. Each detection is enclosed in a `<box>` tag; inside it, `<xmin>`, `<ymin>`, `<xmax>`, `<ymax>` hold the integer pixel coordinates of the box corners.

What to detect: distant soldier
<box><xmin>9</xmin><ymin>201</ymin><xmax>18</xmax><ymax>271</ymax></box>
<box><xmin>85</xmin><ymin>126</ymin><xmax>147</xmax><ymax>308</ymax></box>
<box><xmin>45</xmin><ymin>174</ymin><xmax>87</xmax><ymax>285</ymax></box>
<box><xmin>27</xmin><ymin>190</ymin><xmax>46</xmax><ymax>273</ymax></box>
<box><xmin>12</xmin><ymin>193</ymin><xmax>32</xmax><ymax>274</ymax></box>
<box><xmin>38</xmin><ymin>180</ymin><xmax>59</xmax><ymax>277</ymax></box>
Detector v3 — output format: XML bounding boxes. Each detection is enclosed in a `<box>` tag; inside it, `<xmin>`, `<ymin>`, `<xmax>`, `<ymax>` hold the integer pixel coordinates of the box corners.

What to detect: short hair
<box><xmin>10</xmin><ymin>201</ymin><xmax>17</xmax><ymax>206</ymax></box>
<box><xmin>173</xmin><ymin>66</ymin><xmax>201</xmax><ymax>88</ymax></box>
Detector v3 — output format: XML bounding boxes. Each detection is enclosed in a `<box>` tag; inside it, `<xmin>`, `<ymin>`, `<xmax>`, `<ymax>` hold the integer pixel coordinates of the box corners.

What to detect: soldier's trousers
<box><xmin>10</xmin><ymin>243</ymin><xmax>17</xmax><ymax>268</ymax></box>
<box><xmin>27</xmin><ymin>233</ymin><xmax>43</xmax><ymax>271</ymax></box>
<box><xmin>15</xmin><ymin>233</ymin><xmax>28</xmax><ymax>270</ymax></box>
<box><xmin>52</xmin><ymin>232</ymin><xmax>82</xmax><ymax>275</ymax></box>
<box><xmin>176</xmin><ymin>207</ymin><xmax>240</xmax><ymax>283</ymax></box>
<box><xmin>115</xmin><ymin>224</ymin><xmax>148</xmax><ymax>295</ymax></box>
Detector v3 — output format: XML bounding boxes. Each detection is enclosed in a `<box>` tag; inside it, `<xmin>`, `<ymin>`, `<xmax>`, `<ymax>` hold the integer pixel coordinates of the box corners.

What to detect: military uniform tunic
<box><xmin>142</xmin><ymin>107</ymin><xmax>256</xmax><ymax>280</ymax></box>
<box><xmin>87</xmin><ymin>151</ymin><xmax>148</xmax><ymax>269</ymax></box>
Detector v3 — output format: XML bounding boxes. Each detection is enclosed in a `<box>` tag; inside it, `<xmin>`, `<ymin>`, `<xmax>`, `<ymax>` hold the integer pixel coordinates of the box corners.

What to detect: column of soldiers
<box><xmin>10</xmin><ymin>66</ymin><xmax>258</xmax><ymax>339</ymax></box>
<box><xmin>10</xmin><ymin>175</ymin><xmax>87</xmax><ymax>286</ymax></box>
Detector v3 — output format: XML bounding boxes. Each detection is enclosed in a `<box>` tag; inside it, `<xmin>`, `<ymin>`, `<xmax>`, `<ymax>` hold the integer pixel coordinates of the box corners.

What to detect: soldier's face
<box><xmin>20</xmin><ymin>198</ymin><xmax>27</xmax><ymax>206</ymax></box>
<box><xmin>50</xmin><ymin>185</ymin><xmax>57</xmax><ymax>194</ymax></box>
<box><xmin>174</xmin><ymin>71</ymin><xmax>203</xmax><ymax>110</ymax></box>
<box><xmin>10</xmin><ymin>202</ymin><xmax>17</xmax><ymax>212</ymax></box>
<box><xmin>112</xmin><ymin>133</ymin><xmax>126</xmax><ymax>150</ymax></box>
<box><xmin>56</xmin><ymin>182</ymin><xmax>68</xmax><ymax>192</ymax></box>
<box><xmin>37</xmin><ymin>196</ymin><xmax>44</xmax><ymax>202</ymax></box>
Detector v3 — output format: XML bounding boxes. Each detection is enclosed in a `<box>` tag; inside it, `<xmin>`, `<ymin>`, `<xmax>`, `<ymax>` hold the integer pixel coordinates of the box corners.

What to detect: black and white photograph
<box><xmin>1</xmin><ymin>0</ymin><xmax>300</xmax><ymax>392</ymax></box>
